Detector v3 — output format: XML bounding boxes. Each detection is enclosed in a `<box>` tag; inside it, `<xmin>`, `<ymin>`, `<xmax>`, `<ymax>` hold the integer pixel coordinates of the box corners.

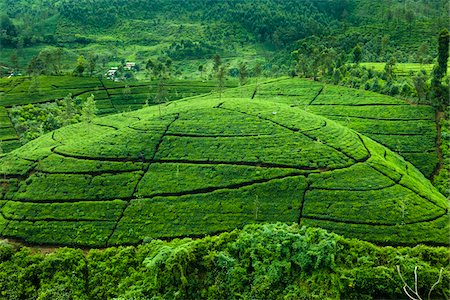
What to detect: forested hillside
<box><xmin>1</xmin><ymin>0</ymin><xmax>448</xmax><ymax>75</ymax></box>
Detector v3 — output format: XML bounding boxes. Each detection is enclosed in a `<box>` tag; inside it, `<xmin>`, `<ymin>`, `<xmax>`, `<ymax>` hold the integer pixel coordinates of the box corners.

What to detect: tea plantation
<box><xmin>245</xmin><ymin>78</ymin><xmax>439</xmax><ymax>178</ymax></box>
<box><xmin>0</xmin><ymin>77</ymin><xmax>439</xmax><ymax>180</ymax></box>
<box><xmin>0</xmin><ymin>94</ymin><xmax>447</xmax><ymax>247</ymax></box>
<box><xmin>0</xmin><ymin>75</ymin><xmax>235</xmax><ymax>152</ymax></box>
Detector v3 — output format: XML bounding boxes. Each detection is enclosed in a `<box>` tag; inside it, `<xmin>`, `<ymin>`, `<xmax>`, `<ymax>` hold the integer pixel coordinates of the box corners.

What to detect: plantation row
<box><xmin>0</xmin><ymin>98</ymin><xmax>447</xmax><ymax>247</ymax></box>
<box><xmin>0</xmin><ymin>76</ymin><xmax>439</xmax><ymax>179</ymax></box>
<box><xmin>0</xmin><ymin>106</ymin><xmax>20</xmax><ymax>152</ymax></box>
<box><xmin>0</xmin><ymin>76</ymin><xmax>231</xmax><ymax>108</ymax></box>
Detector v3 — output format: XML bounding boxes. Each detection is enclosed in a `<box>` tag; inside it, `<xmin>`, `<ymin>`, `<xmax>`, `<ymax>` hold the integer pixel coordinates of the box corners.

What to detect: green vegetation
<box><xmin>0</xmin><ymin>1</ymin><xmax>448</xmax><ymax>298</ymax></box>
<box><xmin>0</xmin><ymin>223</ymin><xmax>448</xmax><ymax>299</ymax></box>
<box><xmin>0</xmin><ymin>75</ymin><xmax>236</xmax><ymax>149</ymax></box>
<box><xmin>247</xmin><ymin>78</ymin><xmax>439</xmax><ymax>178</ymax></box>
<box><xmin>0</xmin><ymin>0</ymin><xmax>447</xmax><ymax>79</ymax></box>
<box><xmin>433</xmin><ymin>112</ymin><xmax>450</xmax><ymax>196</ymax></box>
<box><xmin>0</xmin><ymin>91</ymin><xmax>447</xmax><ymax>247</ymax></box>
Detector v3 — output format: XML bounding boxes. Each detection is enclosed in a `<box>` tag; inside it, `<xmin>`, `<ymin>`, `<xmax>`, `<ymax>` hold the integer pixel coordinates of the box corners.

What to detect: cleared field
<box><xmin>0</xmin><ymin>96</ymin><xmax>447</xmax><ymax>247</ymax></box>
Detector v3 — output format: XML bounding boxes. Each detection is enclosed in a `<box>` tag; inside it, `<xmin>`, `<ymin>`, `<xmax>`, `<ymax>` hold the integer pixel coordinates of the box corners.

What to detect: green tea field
<box><xmin>0</xmin><ymin>75</ymin><xmax>236</xmax><ymax>151</ymax></box>
<box><xmin>0</xmin><ymin>76</ymin><xmax>235</xmax><ymax>110</ymax></box>
<box><xmin>0</xmin><ymin>94</ymin><xmax>447</xmax><ymax>247</ymax></box>
<box><xmin>224</xmin><ymin>78</ymin><xmax>439</xmax><ymax>178</ymax></box>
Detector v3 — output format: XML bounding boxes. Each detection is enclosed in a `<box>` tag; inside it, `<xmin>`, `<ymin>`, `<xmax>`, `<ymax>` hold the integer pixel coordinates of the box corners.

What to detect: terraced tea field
<box><xmin>240</xmin><ymin>78</ymin><xmax>439</xmax><ymax>178</ymax></box>
<box><xmin>0</xmin><ymin>106</ymin><xmax>20</xmax><ymax>152</ymax></box>
<box><xmin>0</xmin><ymin>75</ymin><xmax>236</xmax><ymax>152</ymax></box>
<box><xmin>0</xmin><ymin>95</ymin><xmax>447</xmax><ymax>247</ymax></box>
<box><xmin>0</xmin><ymin>76</ymin><xmax>233</xmax><ymax>109</ymax></box>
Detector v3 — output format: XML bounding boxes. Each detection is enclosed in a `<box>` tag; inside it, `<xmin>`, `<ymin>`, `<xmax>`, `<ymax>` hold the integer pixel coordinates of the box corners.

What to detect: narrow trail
<box><xmin>307</xmin><ymin>86</ymin><xmax>324</xmax><ymax>105</ymax></box>
<box><xmin>106</xmin><ymin>114</ymin><xmax>180</xmax><ymax>246</ymax></box>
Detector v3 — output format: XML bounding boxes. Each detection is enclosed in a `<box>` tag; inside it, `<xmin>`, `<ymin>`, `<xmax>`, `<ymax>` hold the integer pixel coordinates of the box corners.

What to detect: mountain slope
<box><xmin>0</xmin><ymin>93</ymin><xmax>447</xmax><ymax>247</ymax></box>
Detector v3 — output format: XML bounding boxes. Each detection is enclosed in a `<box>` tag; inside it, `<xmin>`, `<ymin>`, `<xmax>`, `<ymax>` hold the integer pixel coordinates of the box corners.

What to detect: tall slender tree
<box><xmin>217</xmin><ymin>65</ymin><xmax>227</xmax><ymax>101</ymax></box>
<box><xmin>238</xmin><ymin>61</ymin><xmax>248</xmax><ymax>86</ymax></box>
<box><xmin>81</xmin><ymin>94</ymin><xmax>97</xmax><ymax>123</ymax></box>
<box><xmin>431</xmin><ymin>28</ymin><xmax>449</xmax><ymax>109</ymax></box>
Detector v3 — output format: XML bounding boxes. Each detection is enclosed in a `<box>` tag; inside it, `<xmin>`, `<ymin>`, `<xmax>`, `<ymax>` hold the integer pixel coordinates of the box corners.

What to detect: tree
<box><xmin>352</xmin><ymin>44</ymin><xmax>362</xmax><ymax>64</ymax></box>
<box><xmin>252</xmin><ymin>62</ymin><xmax>263</xmax><ymax>98</ymax></box>
<box><xmin>87</xmin><ymin>54</ymin><xmax>98</xmax><ymax>76</ymax></box>
<box><xmin>431</xmin><ymin>28</ymin><xmax>450</xmax><ymax>109</ymax></box>
<box><xmin>384</xmin><ymin>57</ymin><xmax>397</xmax><ymax>80</ymax></box>
<box><xmin>381</xmin><ymin>35</ymin><xmax>390</xmax><ymax>57</ymax></box>
<box><xmin>217</xmin><ymin>65</ymin><xmax>227</xmax><ymax>101</ymax></box>
<box><xmin>332</xmin><ymin>69</ymin><xmax>342</xmax><ymax>85</ymax></box>
<box><xmin>0</xmin><ymin>15</ymin><xmax>18</xmax><ymax>46</ymax></box>
<box><xmin>405</xmin><ymin>10</ymin><xmax>415</xmax><ymax>30</ymax></box>
<box><xmin>62</xmin><ymin>93</ymin><xmax>76</xmax><ymax>125</ymax></box>
<box><xmin>253</xmin><ymin>62</ymin><xmax>262</xmax><ymax>79</ymax></box>
<box><xmin>416</xmin><ymin>43</ymin><xmax>429</xmax><ymax>65</ymax></box>
<box><xmin>238</xmin><ymin>61</ymin><xmax>248</xmax><ymax>86</ymax></box>
<box><xmin>74</xmin><ymin>55</ymin><xmax>87</xmax><ymax>76</ymax></box>
<box><xmin>27</xmin><ymin>55</ymin><xmax>45</xmax><ymax>75</ymax></box>
<box><xmin>412</xmin><ymin>71</ymin><xmax>428</xmax><ymax>104</ymax></box>
<box><xmin>432</xmin><ymin>29</ymin><xmax>449</xmax><ymax>85</ymax></box>
<box><xmin>81</xmin><ymin>94</ymin><xmax>97</xmax><ymax>123</ymax></box>
<box><xmin>53</xmin><ymin>48</ymin><xmax>64</xmax><ymax>75</ymax></box>
<box><xmin>198</xmin><ymin>64</ymin><xmax>204</xmax><ymax>79</ymax></box>
<box><xmin>145</xmin><ymin>58</ymin><xmax>155</xmax><ymax>78</ymax></box>
<box><xmin>213</xmin><ymin>54</ymin><xmax>222</xmax><ymax>73</ymax></box>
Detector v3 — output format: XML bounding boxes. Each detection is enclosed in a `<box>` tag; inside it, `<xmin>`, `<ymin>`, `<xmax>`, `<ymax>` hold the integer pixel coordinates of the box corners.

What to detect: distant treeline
<box><xmin>1</xmin><ymin>0</ymin><xmax>448</xmax><ymax>49</ymax></box>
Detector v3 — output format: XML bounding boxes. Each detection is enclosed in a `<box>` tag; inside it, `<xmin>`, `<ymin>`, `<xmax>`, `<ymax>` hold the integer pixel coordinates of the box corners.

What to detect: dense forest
<box><xmin>1</xmin><ymin>0</ymin><xmax>448</xmax><ymax>66</ymax></box>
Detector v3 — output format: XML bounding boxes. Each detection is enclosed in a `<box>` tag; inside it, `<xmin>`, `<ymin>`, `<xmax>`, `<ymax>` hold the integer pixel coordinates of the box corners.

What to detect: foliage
<box><xmin>0</xmin><ymin>223</ymin><xmax>448</xmax><ymax>299</ymax></box>
<box><xmin>431</xmin><ymin>28</ymin><xmax>450</xmax><ymax>110</ymax></box>
<box><xmin>433</xmin><ymin>114</ymin><xmax>450</xmax><ymax>197</ymax></box>
<box><xmin>0</xmin><ymin>75</ymin><xmax>235</xmax><ymax>151</ymax></box>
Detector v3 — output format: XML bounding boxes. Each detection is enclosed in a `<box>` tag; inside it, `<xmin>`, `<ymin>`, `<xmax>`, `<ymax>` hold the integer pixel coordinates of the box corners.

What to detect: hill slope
<box><xmin>0</xmin><ymin>0</ymin><xmax>447</xmax><ymax>74</ymax></box>
<box><xmin>0</xmin><ymin>94</ymin><xmax>447</xmax><ymax>247</ymax></box>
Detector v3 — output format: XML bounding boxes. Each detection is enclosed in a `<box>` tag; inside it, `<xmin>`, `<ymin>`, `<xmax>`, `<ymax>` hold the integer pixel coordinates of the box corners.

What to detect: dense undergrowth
<box><xmin>0</xmin><ymin>223</ymin><xmax>448</xmax><ymax>299</ymax></box>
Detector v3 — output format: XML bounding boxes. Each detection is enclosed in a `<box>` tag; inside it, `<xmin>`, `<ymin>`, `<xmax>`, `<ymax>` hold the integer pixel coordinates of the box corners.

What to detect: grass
<box><xmin>0</xmin><ymin>91</ymin><xmax>447</xmax><ymax>247</ymax></box>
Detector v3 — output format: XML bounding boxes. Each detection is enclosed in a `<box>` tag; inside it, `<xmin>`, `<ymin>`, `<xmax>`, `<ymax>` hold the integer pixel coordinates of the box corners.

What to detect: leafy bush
<box><xmin>0</xmin><ymin>224</ymin><xmax>448</xmax><ymax>299</ymax></box>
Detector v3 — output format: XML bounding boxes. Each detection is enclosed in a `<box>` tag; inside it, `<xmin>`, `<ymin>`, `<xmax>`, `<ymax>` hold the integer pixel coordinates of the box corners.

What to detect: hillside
<box><xmin>0</xmin><ymin>77</ymin><xmax>440</xmax><ymax>179</ymax></box>
<box><xmin>0</xmin><ymin>0</ymin><xmax>448</xmax><ymax>76</ymax></box>
<box><xmin>0</xmin><ymin>91</ymin><xmax>448</xmax><ymax>247</ymax></box>
<box><xmin>224</xmin><ymin>78</ymin><xmax>440</xmax><ymax>178</ymax></box>
<box><xmin>0</xmin><ymin>75</ymin><xmax>236</xmax><ymax>152</ymax></box>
